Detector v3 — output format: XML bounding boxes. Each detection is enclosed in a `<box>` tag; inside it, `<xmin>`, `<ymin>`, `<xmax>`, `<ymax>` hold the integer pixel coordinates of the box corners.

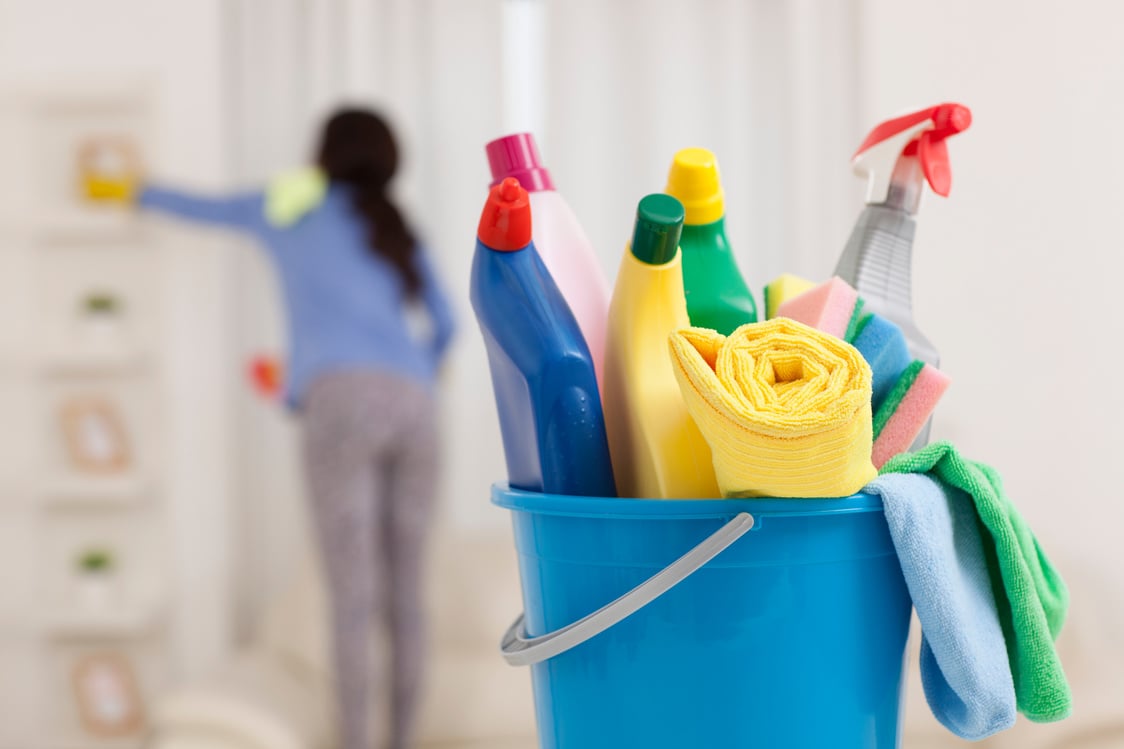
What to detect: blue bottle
<box><xmin>471</xmin><ymin>177</ymin><xmax>616</xmax><ymax>497</ymax></box>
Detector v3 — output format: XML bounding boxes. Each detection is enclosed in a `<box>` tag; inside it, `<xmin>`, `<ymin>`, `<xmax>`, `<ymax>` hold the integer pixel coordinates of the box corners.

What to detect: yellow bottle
<box><xmin>603</xmin><ymin>194</ymin><xmax>720</xmax><ymax>499</ymax></box>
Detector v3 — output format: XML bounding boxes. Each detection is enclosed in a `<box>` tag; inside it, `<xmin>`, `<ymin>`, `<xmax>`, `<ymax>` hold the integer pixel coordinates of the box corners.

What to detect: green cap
<box><xmin>630</xmin><ymin>193</ymin><xmax>685</xmax><ymax>265</ymax></box>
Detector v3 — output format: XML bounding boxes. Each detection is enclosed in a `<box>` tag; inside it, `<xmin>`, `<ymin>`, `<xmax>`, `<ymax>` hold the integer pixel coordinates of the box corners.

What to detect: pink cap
<box><xmin>485</xmin><ymin>133</ymin><xmax>555</xmax><ymax>192</ymax></box>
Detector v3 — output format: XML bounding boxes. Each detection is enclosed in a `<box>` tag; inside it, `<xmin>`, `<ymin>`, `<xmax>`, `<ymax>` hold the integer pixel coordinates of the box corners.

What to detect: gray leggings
<box><xmin>302</xmin><ymin>371</ymin><xmax>438</xmax><ymax>749</ymax></box>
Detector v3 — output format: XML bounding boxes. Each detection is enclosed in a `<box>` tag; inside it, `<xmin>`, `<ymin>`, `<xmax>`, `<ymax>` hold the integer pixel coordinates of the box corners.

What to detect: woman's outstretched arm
<box><xmin>138</xmin><ymin>185</ymin><xmax>268</xmax><ymax>235</ymax></box>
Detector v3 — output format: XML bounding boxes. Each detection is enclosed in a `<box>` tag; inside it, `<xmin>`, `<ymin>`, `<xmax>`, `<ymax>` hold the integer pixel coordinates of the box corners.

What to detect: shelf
<box><xmin>3</xmin><ymin>78</ymin><xmax>151</xmax><ymax>109</ymax></box>
<box><xmin>39</xmin><ymin>476</ymin><xmax>150</xmax><ymax>509</ymax></box>
<box><xmin>27</xmin><ymin>208</ymin><xmax>144</xmax><ymax>244</ymax></box>
<box><xmin>40</xmin><ymin>599</ymin><xmax>163</xmax><ymax>641</ymax></box>
<box><xmin>43</xmin><ymin>738</ymin><xmax>144</xmax><ymax>749</ymax></box>
<box><xmin>36</xmin><ymin>348</ymin><xmax>150</xmax><ymax>377</ymax></box>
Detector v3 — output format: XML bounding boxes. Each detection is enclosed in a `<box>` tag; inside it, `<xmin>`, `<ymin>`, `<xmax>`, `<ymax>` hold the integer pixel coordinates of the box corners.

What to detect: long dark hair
<box><xmin>317</xmin><ymin>108</ymin><xmax>421</xmax><ymax>295</ymax></box>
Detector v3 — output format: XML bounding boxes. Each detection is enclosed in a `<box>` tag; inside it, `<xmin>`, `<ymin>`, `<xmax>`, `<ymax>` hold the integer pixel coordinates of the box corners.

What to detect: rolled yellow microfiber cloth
<box><xmin>668</xmin><ymin>318</ymin><xmax>877</xmax><ymax>498</ymax></box>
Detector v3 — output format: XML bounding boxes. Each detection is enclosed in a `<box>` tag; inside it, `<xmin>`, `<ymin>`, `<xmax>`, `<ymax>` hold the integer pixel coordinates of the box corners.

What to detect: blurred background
<box><xmin>0</xmin><ymin>0</ymin><xmax>1121</xmax><ymax>747</ymax></box>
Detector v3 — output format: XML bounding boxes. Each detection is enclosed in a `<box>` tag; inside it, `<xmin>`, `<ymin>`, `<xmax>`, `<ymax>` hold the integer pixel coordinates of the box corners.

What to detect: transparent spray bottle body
<box><xmin>835</xmin><ymin>154</ymin><xmax>939</xmax><ymax>368</ymax></box>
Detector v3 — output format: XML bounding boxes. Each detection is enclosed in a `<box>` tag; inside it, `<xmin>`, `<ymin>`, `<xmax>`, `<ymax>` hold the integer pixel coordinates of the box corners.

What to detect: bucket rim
<box><xmin>491</xmin><ymin>484</ymin><xmax>884</xmax><ymax>519</ymax></box>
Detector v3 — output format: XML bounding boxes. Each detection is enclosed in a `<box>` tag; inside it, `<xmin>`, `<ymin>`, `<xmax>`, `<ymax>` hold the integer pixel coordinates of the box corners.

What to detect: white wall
<box><xmin>857</xmin><ymin>1</ymin><xmax>1124</xmax><ymax>744</ymax></box>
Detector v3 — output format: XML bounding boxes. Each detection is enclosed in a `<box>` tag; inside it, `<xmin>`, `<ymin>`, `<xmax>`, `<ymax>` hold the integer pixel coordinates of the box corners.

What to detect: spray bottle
<box><xmin>470</xmin><ymin>178</ymin><xmax>616</xmax><ymax>498</ymax></box>
<box><xmin>834</xmin><ymin>103</ymin><xmax>971</xmax><ymax>444</ymax></box>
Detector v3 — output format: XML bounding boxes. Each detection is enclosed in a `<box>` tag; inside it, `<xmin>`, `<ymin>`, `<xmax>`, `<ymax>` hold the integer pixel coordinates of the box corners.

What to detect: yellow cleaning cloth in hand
<box><xmin>669</xmin><ymin>318</ymin><xmax>877</xmax><ymax>498</ymax></box>
<box><xmin>78</xmin><ymin>137</ymin><xmax>140</xmax><ymax>204</ymax></box>
<box><xmin>84</xmin><ymin>175</ymin><xmax>136</xmax><ymax>203</ymax></box>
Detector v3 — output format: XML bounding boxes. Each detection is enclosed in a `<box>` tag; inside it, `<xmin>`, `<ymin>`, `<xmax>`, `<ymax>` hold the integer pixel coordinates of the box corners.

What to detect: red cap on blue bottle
<box><xmin>477</xmin><ymin>178</ymin><xmax>532</xmax><ymax>251</ymax></box>
<box><xmin>485</xmin><ymin>133</ymin><xmax>555</xmax><ymax>192</ymax></box>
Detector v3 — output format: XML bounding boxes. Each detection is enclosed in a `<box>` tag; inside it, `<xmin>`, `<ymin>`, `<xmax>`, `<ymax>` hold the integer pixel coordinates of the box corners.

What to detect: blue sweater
<box><xmin>139</xmin><ymin>184</ymin><xmax>456</xmax><ymax>408</ymax></box>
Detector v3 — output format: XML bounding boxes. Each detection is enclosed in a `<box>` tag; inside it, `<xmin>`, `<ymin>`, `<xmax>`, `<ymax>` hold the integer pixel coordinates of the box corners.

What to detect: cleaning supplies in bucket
<box><xmin>835</xmin><ymin>103</ymin><xmax>970</xmax><ymax>447</ymax></box>
<box><xmin>835</xmin><ymin>103</ymin><xmax>970</xmax><ymax>368</ymax></box>
<box><xmin>487</xmin><ymin>133</ymin><xmax>611</xmax><ymax>387</ymax></box>
<box><xmin>473</xmin><ymin>119</ymin><xmax>1072</xmax><ymax>748</ymax></box>
<box><xmin>777</xmin><ymin>275</ymin><xmax>864</xmax><ymax>340</ymax></box>
<box><xmin>851</xmin><ymin>312</ymin><xmax>912</xmax><ymax>412</ymax></box>
<box><xmin>777</xmin><ymin>276</ymin><xmax>951</xmax><ymax>467</ymax></box>
<box><xmin>881</xmin><ymin>443</ymin><xmax>1072</xmax><ymax>722</ymax></box>
<box><xmin>668</xmin><ymin>318</ymin><xmax>877</xmax><ymax>497</ymax></box>
<box><xmin>602</xmin><ymin>194</ymin><xmax>720</xmax><ymax>499</ymax></box>
<box><xmin>762</xmin><ymin>273</ymin><xmax>815</xmax><ymax>320</ymax></box>
<box><xmin>864</xmin><ymin>472</ymin><xmax>1016</xmax><ymax>739</ymax></box>
<box><xmin>664</xmin><ymin>148</ymin><xmax>758</xmax><ymax>334</ymax></box>
<box><xmin>470</xmin><ymin>178</ymin><xmax>616</xmax><ymax>497</ymax></box>
<box><xmin>872</xmin><ymin>360</ymin><xmax>951</xmax><ymax>467</ymax></box>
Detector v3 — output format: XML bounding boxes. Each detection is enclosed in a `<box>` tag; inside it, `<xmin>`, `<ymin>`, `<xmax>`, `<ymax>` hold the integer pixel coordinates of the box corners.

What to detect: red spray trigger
<box><xmin>854</xmin><ymin>103</ymin><xmax>971</xmax><ymax>198</ymax></box>
<box><xmin>918</xmin><ymin>134</ymin><xmax>951</xmax><ymax>196</ymax></box>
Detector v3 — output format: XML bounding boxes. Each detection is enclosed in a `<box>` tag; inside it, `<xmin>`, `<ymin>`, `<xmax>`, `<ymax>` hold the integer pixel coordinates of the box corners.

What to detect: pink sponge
<box><xmin>776</xmin><ymin>277</ymin><xmax>859</xmax><ymax>340</ymax></box>
<box><xmin>872</xmin><ymin>361</ymin><xmax>952</xmax><ymax>468</ymax></box>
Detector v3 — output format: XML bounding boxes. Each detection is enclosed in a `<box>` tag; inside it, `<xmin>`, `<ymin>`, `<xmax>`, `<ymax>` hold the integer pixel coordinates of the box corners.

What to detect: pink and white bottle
<box><xmin>486</xmin><ymin>133</ymin><xmax>610</xmax><ymax>386</ymax></box>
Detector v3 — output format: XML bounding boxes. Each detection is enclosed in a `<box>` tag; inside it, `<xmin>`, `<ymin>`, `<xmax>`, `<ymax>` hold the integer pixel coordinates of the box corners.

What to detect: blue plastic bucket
<box><xmin>493</xmin><ymin>485</ymin><xmax>912</xmax><ymax>749</ymax></box>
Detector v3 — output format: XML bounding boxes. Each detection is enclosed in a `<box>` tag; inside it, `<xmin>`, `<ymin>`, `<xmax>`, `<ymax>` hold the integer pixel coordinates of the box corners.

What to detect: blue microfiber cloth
<box><xmin>852</xmin><ymin>313</ymin><xmax>911</xmax><ymax>412</ymax></box>
<box><xmin>865</xmin><ymin>473</ymin><xmax>1016</xmax><ymax>740</ymax></box>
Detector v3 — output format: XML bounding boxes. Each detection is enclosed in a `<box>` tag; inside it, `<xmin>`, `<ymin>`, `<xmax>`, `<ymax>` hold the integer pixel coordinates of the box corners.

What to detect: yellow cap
<box><xmin>664</xmin><ymin>147</ymin><xmax>725</xmax><ymax>225</ymax></box>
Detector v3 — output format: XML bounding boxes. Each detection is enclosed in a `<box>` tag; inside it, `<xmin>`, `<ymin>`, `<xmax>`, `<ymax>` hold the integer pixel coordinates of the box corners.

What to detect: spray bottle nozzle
<box><xmin>852</xmin><ymin>103</ymin><xmax>972</xmax><ymax>207</ymax></box>
<box><xmin>927</xmin><ymin>103</ymin><xmax>972</xmax><ymax>139</ymax></box>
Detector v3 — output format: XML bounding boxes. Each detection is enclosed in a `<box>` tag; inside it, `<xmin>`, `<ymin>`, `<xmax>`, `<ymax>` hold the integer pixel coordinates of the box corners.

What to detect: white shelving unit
<box><xmin>0</xmin><ymin>84</ymin><xmax>172</xmax><ymax>749</ymax></box>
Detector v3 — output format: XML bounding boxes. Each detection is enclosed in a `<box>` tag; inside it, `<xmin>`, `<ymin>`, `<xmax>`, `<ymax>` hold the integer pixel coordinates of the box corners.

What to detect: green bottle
<box><xmin>665</xmin><ymin>147</ymin><xmax>758</xmax><ymax>334</ymax></box>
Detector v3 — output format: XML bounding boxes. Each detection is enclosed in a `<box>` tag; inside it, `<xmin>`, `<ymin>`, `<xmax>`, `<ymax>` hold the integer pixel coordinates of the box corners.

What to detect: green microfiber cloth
<box><xmin>881</xmin><ymin>442</ymin><xmax>1072</xmax><ymax>722</ymax></box>
<box><xmin>264</xmin><ymin>167</ymin><xmax>327</xmax><ymax>228</ymax></box>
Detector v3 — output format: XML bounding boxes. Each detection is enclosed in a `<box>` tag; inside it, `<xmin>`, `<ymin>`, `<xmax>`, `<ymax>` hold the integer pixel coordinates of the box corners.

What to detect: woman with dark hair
<box><xmin>131</xmin><ymin>108</ymin><xmax>455</xmax><ymax>749</ymax></box>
